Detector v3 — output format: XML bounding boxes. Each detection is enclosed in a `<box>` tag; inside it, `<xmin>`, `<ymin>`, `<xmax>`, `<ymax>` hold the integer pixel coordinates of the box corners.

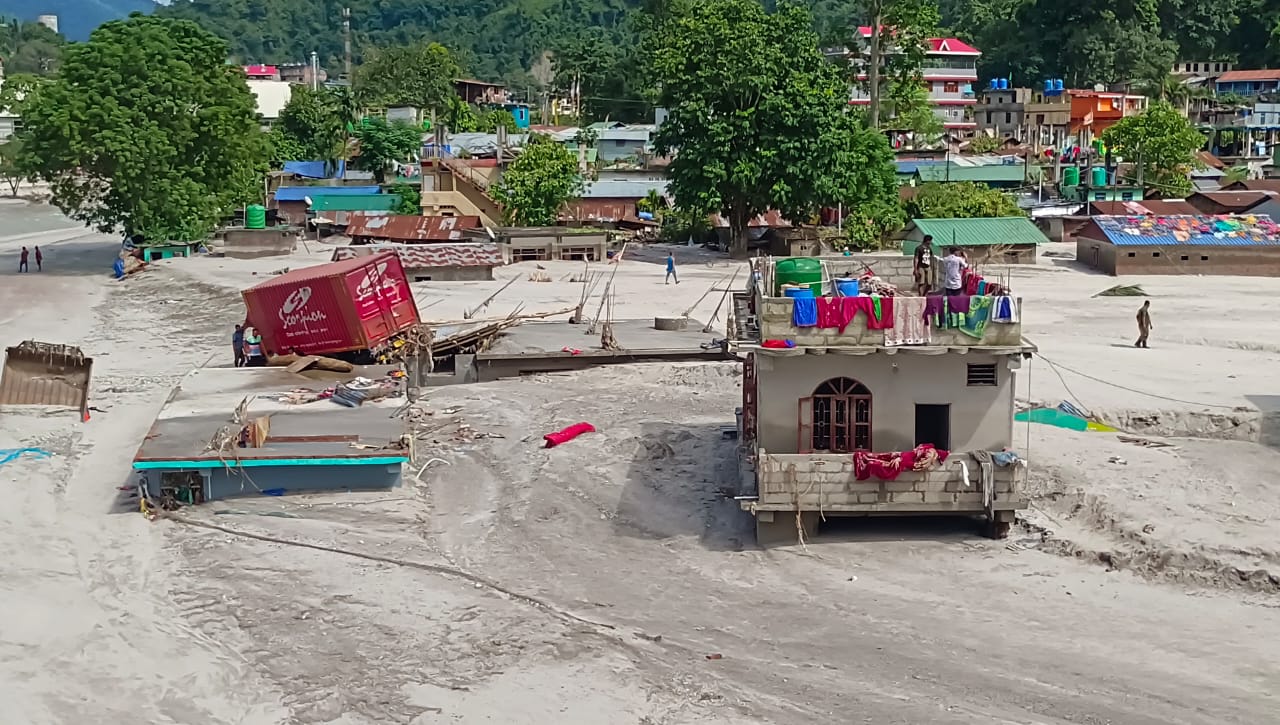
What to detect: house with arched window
<box><xmin>730</xmin><ymin>254</ymin><xmax>1036</xmax><ymax>546</ymax></box>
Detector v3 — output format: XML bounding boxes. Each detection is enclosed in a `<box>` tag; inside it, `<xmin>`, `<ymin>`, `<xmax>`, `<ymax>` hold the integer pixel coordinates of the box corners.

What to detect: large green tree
<box><xmin>490</xmin><ymin>134</ymin><xmax>582</xmax><ymax>226</ymax></box>
<box><xmin>351</xmin><ymin>118</ymin><xmax>422</xmax><ymax>183</ymax></box>
<box><xmin>17</xmin><ymin>15</ymin><xmax>267</xmax><ymax>241</ymax></box>
<box><xmin>1101</xmin><ymin>101</ymin><xmax>1204</xmax><ymax>198</ymax></box>
<box><xmin>275</xmin><ymin>85</ymin><xmax>357</xmax><ymax>163</ymax></box>
<box><xmin>353</xmin><ymin>42</ymin><xmax>463</xmax><ymax>114</ymax></box>
<box><xmin>650</xmin><ymin>0</ymin><xmax>898</xmax><ymax>256</ymax></box>
<box><xmin>0</xmin><ymin>18</ymin><xmax>65</xmax><ymax>75</ymax></box>
<box><xmin>904</xmin><ymin>181</ymin><xmax>1024</xmax><ymax>218</ymax></box>
<box><xmin>849</xmin><ymin>0</ymin><xmax>940</xmax><ymax>130</ymax></box>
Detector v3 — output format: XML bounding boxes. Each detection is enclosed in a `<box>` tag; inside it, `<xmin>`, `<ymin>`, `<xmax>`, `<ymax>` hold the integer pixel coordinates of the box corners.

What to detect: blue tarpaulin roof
<box><xmin>282</xmin><ymin>160</ymin><xmax>347</xmax><ymax>179</ymax></box>
<box><xmin>1091</xmin><ymin>214</ymin><xmax>1280</xmax><ymax>246</ymax></box>
<box><xmin>275</xmin><ymin>185</ymin><xmax>381</xmax><ymax>202</ymax></box>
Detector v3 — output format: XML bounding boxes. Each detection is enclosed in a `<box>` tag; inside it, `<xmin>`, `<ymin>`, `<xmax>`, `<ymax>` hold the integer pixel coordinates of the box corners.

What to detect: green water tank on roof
<box><xmin>1063</xmin><ymin>166</ymin><xmax>1080</xmax><ymax>186</ymax></box>
<box><xmin>1090</xmin><ymin>166</ymin><xmax>1107</xmax><ymax>187</ymax></box>
<box><xmin>246</xmin><ymin>204</ymin><xmax>267</xmax><ymax>229</ymax></box>
<box><xmin>775</xmin><ymin>257</ymin><xmax>823</xmax><ymax>296</ymax></box>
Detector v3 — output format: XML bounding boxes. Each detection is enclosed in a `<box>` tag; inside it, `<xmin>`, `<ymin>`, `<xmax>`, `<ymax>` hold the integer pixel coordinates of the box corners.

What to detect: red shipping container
<box><xmin>241</xmin><ymin>252</ymin><xmax>421</xmax><ymax>357</ymax></box>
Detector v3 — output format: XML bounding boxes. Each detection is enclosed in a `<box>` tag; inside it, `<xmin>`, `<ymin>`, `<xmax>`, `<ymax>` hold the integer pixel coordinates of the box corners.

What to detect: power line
<box><xmin>1033</xmin><ymin>352</ymin><xmax>1239</xmax><ymax>410</ymax></box>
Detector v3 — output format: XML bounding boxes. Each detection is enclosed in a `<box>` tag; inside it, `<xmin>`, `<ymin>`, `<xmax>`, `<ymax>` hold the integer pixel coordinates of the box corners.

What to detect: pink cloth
<box><xmin>817</xmin><ymin>296</ymin><xmax>859</xmax><ymax>333</ymax></box>
<box><xmin>544</xmin><ymin>422</ymin><xmax>596</xmax><ymax>448</ymax></box>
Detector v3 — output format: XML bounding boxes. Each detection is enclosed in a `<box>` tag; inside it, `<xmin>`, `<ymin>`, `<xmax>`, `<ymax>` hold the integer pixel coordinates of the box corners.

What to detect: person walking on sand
<box><xmin>34</xmin><ymin>246</ymin><xmax>42</xmax><ymax>272</ymax></box>
<box><xmin>232</xmin><ymin>324</ymin><xmax>246</xmax><ymax>367</ymax></box>
<box><xmin>665</xmin><ymin>252</ymin><xmax>679</xmax><ymax>284</ymax></box>
<box><xmin>18</xmin><ymin>246</ymin><xmax>28</xmax><ymax>272</ymax></box>
<box><xmin>1135</xmin><ymin>300</ymin><xmax>1152</xmax><ymax>348</ymax></box>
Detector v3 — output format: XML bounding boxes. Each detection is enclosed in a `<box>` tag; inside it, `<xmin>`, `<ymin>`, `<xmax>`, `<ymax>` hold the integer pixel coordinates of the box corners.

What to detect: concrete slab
<box><xmin>489</xmin><ymin>318</ymin><xmax>723</xmax><ymax>355</ymax></box>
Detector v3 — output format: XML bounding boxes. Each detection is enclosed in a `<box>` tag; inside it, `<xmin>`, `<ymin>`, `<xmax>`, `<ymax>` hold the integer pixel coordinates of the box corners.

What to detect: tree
<box><xmin>353</xmin><ymin>43</ymin><xmax>462</xmax><ymax>114</ymax></box>
<box><xmin>16</xmin><ymin>15</ymin><xmax>267</xmax><ymax>241</ymax></box>
<box><xmin>968</xmin><ymin>135</ymin><xmax>1003</xmax><ymax>154</ymax></box>
<box><xmin>0</xmin><ymin>139</ymin><xmax>29</xmax><ymax>196</ymax></box>
<box><xmin>351</xmin><ymin>118</ymin><xmax>422</xmax><ymax>183</ymax></box>
<box><xmin>1101</xmin><ymin>101</ymin><xmax>1204</xmax><ymax>198</ymax></box>
<box><xmin>490</xmin><ymin>134</ymin><xmax>582</xmax><ymax>226</ymax></box>
<box><xmin>0</xmin><ymin>18</ymin><xmax>65</xmax><ymax>75</ymax></box>
<box><xmin>904</xmin><ymin>182</ymin><xmax>1024</xmax><ymax>218</ymax></box>
<box><xmin>649</xmin><ymin>0</ymin><xmax>899</xmax><ymax>256</ymax></box>
<box><xmin>388</xmin><ymin>181</ymin><xmax>422</xmax><ymax>215</ymax></box>
<box><xmin>0</xmin><ymin>73</ymin><xmax>52</xmax><ymax>117</ymax></box>
<box><xmin>275</xmin><ymin>85</ymin><xmax>356</xmax><ymax>163</ymax></box>
<box><xmin>842</xmin><ymin>198</ymin><xmax>906</xmax><ymax>250</ymax></box>
<box><xmin>848</xmin><ymin>0</ymin><xmax>940</xmax><ymax>129</ymax></box>
<box><xmin>883</xmin><ymin>77</ymin><xmax>942</xmax><ymax>142</ymax></box>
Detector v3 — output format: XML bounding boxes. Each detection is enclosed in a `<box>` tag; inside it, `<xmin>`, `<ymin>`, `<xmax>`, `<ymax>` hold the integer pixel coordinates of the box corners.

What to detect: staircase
<box><xmin>420</xmin><ymin>156</ymin><xmax>504</xmax><ymax>227</ymax></box>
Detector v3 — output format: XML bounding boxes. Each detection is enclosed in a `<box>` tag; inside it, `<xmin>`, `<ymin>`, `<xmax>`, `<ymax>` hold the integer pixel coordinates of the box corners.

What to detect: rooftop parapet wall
<box><xmin>757</xmin><ymin>296</ymin><xmax>1023</xmax><ymax>347</ymax></box>
<box><xmin>752</xmin><ymin>452</ymin><xmax>1025</xmax><ymax>513</ymax></box>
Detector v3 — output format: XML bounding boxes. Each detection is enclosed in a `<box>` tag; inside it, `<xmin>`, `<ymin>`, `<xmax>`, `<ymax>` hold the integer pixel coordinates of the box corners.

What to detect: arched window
<box><xmin>798</xmin><ymin>377</ymin><xmax>872</xmax><ymax>453</ymax></box>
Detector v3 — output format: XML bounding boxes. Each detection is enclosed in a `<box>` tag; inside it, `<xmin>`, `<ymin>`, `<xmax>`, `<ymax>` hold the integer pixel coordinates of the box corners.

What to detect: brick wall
<box><xmin>752</xmin><ymin>452</ymin><xmax>1024</xmax><ymax>513</ymax></box>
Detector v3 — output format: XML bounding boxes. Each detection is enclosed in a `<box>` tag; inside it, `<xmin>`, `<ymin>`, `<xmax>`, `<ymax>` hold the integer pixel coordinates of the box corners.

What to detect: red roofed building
<box><xmin>842</xmin><ymin>27</ymin><xmax>980</xmax><ymax>131</ymax></box>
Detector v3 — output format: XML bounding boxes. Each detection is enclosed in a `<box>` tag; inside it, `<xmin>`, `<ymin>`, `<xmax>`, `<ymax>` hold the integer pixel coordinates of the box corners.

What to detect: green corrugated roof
<box><xmin>915</xmin><ymin>165</ymin><xmax>1040</xmax><ymax>184</ymax></box>
<box><xmin>907</xmin><ymin>217</ymin><xmax>1049</xmax><ymax>249</ymax></box>
<box><xmin>309</xmin><ymin>194</ymin><xmax>402</xmax><ymax>211</ymax></box>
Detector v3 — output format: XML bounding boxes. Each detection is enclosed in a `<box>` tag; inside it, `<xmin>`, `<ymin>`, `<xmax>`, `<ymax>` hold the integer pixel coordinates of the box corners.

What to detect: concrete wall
<box><xmin>757</xmin><ymin>297</ymin><xmax>1024</xmax><ymax>347</ymax></box>
<box><xmin>503</xmin><ymin>234</ymin><xmax>609</xmax><ymax>262</ymax></box>
<box><xmin>754</xmin><ymin>352</ymin><xmax>1018</xmax><ymax>455</ymax></box>
<box><xmin>753</xmin><ymin>452</ymin><xmax>1022</xmax><ymax>513</ymax></box>
<box><xmin>222</xmin><ymin>228</ymin><xmax>299</xmax><ymax>259</ymax></box>
<box><xmin>1076</xmin><ymin>239</ymin><xmax>1280</xmax><ymax>276</ymax></box>
<box><xmin>405</xmin><ymin>265</ymin><xmax>494</xmax><ymax>282</ymax></box>
<box><xmin>820</xmin><ymin>254</ymin><xmax>918</xmax><ymax>290</ymax></box>
<box><xmin>144</xmin><ymin>462</ymin><xmax>403</xmax><ymax>502</ymax></box>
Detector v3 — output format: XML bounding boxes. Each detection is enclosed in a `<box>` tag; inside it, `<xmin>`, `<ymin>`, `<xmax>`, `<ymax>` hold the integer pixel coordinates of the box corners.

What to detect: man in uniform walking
<box><xmin>1135</xmin><ymin>300</ymin><xmax>1152</xmax><ymax>348</ymax></box>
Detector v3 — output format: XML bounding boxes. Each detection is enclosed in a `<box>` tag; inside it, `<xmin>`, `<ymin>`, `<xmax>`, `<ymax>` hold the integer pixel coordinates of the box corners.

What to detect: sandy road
<box><xmin>0</xmin><ymin>229</ymin><xmax>284</xmax><ymax>723</ymax></box>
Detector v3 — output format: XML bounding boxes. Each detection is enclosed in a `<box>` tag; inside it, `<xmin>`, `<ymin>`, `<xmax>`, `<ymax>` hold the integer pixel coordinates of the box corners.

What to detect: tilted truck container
<box><xmin>241</xmin><ymin>252</ymin><xmax>421</xmax><ymax>358</ymax></box>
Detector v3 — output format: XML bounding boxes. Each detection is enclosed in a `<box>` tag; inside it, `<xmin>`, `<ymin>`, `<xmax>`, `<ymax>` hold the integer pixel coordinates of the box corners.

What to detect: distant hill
<box><xmin>0</xmin><ymin>0</ymin><xmax>155</xmax><ymax>41</ymax></box>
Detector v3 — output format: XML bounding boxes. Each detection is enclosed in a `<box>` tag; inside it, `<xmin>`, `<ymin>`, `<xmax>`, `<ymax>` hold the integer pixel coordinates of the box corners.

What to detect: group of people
<box><xmin>911</xmin><ymin>235</ymin><xmax>971</xmax><ymax>297</ymax></box>
<box><xmin>232</xmin><ymin>324</ymin><xmax>267</xmax><ymax>367</ymax></box>
<box><xmin>18</xmin><ymin>246</ymin><xmax>43</xmax><ymax>273</ymax></box>
<box><xmin>912</xmin><ymin>234</ymin><xmax>1156</xmax><ymax>349</ymax></box>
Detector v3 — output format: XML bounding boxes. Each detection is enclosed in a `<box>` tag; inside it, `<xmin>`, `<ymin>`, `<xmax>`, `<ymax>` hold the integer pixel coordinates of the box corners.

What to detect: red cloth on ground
<box><xmin>853</xmin><ymin>444</ymin><xmax>950</xmax><ymax>480</ymax></box>
<box><xmin>544</xmin><ymin>422</ymin><xmax>596</xmax><ymax>448</ymax></box>
<box><xmin>817</xmin><ymin>296</ymin><xmax>859</xmax><ymax>333</ymax></box>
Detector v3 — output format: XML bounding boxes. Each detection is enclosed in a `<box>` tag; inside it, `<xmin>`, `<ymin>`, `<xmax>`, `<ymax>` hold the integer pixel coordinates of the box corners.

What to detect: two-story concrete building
<box><xmin>730</xmin><ymin>255</ymin><xmax>1033</xmax><ymax>545</ymax></box>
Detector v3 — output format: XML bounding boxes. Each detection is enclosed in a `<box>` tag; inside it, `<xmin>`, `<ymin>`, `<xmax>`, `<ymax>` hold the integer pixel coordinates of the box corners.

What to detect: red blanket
<box><xmin>544</xmin><ymin>422</ymin><xmax>596</xmax><ymax>448</ymax></box>
<box><xmin>853</xmin><ymin>444</ymin><xmax>949</xmax><ymax>481</ymax></box>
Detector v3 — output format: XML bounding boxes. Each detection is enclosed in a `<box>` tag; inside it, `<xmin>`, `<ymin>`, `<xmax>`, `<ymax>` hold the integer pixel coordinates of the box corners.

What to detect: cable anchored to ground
<box><xmin>1034</xmin><ymin>353</ymin><xmax>1242</xmax><ymax>410</ymax></box>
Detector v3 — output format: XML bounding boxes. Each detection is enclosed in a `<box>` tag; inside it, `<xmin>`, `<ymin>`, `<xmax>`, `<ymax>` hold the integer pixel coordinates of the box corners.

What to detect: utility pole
<box><xmin>310</xmin><ymin>51</ymin><xmax>319</xmax><ymax>91</ymax></box>
<box><xmin>342</xmin><ymin>7</ymin><xmax>352</xmax><ymax>81</ymax></box>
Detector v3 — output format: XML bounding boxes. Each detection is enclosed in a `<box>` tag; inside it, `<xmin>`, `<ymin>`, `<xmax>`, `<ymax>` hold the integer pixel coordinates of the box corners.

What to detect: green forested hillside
<box><xmin>154</xmin><ymin>0</ymin><xmax>1280</xmax><ymax>111</ymax></box>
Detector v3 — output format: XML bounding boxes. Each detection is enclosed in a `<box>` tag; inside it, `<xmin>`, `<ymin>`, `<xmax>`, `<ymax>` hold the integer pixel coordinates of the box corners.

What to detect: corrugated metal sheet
<box><xmin>581</xmin><ymin>179</ymin><xmax>669</xmax><ymax>199</ymax></box>
<box><xmin>1087</xmin><ymin>200</ymin><xmax>1199</xmax><ymax>215</ymax></box>
<box><xmin>909</xmin><ymin>217</ymin><xmax>1050</xmax><ymax>246</ymax></box>
<box><xmin>310</xmin><ymin>195</ymin><xmax>401</xmax><ymax>212</ymax></box>
<box><xmin>564</xmin><ymin>199</ymin><xmax>635</xmax><ymax>222</ymax></box>
<box><xmin>275</xmin><ymin>186</ymin><xmax>381</xmax><ymax>202</ymax></box>
<box><xmin>345</xmin><ymin>213</ymin><xmax>482</xmax><ymax>242</ymax></box>
<box><xmin>709</xmin><ymin>210</ymin><xmax>792</xmax><ymax>228</ymax></box>
<box><xmin>0</xmin><ymin>341</ymin><xmax>92</xmax><ymax>415</ymax></box>
<box><xmin>1223</xmin><ymin>180</ymin><xmax>1280</xmax><ymax>194</ymax></box>
<box><xmin>1187</xmin><ymin>191</ymin><xmax>1278</xmax><ymax>213</ymax></box>
<box><xmin>242</xmin><ymin>253</ymin><xmax>421</xmax><ymax>355</ymax></box>
<box><xmin>916</xmin><ymin>164</ymin><xmax>1039</xmax><ymax>183</ymax></box>
<box><xmin>1089</xmin><ymin>214</ymin><xmax>1280</xmax><ymax>246</ymax></box>
<box><xmin>333</xmin><ymin>243</ymin><xmax>503</xmax><ymax>268</ymax></box>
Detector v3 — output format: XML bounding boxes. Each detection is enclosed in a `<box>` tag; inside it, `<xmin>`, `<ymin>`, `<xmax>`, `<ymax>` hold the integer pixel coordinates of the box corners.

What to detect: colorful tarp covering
<box><xmin>1089</xmin><ymin>214</ymin><xmax>1280</xmax><ymax>246</ymax></box>
<box><xmin>1015</xmin><ymin>407</ymin><xmax>1117</xmax><ymax>432</ymax></box>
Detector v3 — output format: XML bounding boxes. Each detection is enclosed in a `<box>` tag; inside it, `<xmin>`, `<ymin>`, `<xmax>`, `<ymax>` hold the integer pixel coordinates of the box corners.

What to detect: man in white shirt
<box><xmin>942</xmin><ymin>247</ymin><xmax>967</xmax><ymax>296</ymax></box>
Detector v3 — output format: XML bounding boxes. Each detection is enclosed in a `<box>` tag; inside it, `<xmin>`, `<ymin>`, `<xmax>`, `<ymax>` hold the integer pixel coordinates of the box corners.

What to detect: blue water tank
<box><xmin>1043</xmin><ymin>79</ymin><xmax>1053</xmax><ymax>93</ymax></box>
<box><xmin>998</xmin><ymin>78</ymin><xmax>1009</xmax><ymax>90</ymax></box>
<box><xmin>1054</xmin><ymin>78</ymin><xmax>1065</xmax><ymax>92</ymax></box>
<box><xmin>989</xmin><ymin>78</ymin><xmax>998</xmax><ymax>90</ymax></box>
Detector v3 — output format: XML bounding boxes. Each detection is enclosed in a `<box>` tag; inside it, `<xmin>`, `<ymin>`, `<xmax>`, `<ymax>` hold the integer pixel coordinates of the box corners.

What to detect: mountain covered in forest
<box><xmin>0</xmin><ymin>0</ymin><xmax>153</xmax><ymax>41</ymax></box>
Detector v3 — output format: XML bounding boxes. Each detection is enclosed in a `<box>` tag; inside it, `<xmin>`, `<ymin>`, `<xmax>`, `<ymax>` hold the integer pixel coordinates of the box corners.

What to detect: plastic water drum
<box><xmin>783</xmin><ymin>286</ymin><xmax>815</xmax><ymax>299</ymax></box>
<box><xmin>1090</xmin><ymin>166</ymin><xmax>1107</xmax><ymax>187</ymax></box>
<box><xmin>1063</xmin><ymin>166</ymin><xmax>1080</xmax><ymax>186</ymax></box>
<box><xmin>775</xmin><ymin>257</ymin><xmax>823</xmax><ymax>295</ymax></box>
<box><xmin>246</xmin><ymin>204</ymin><xmax>267</xmax><ymax>229</ymax></box>
<box><xmin>835</xmin><ymin>279</ymin><xmax>861</xmax><ymax>296</ymax></box>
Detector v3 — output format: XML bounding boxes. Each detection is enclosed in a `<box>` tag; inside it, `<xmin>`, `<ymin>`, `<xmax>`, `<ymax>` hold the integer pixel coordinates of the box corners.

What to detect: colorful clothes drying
<box><xmin>792</xmin><ymin>296</ymin><xmax>819</xmax><ymax>327</ymax></box>
<box><xmin>958</xmin><ymin>295</ymin><xmax>994</xmax><ymax>339</ymax></box>
<box><xmin>761</xmin><ymin>339</ymin><xmax>796</xmax><ymax>349</ymax></box>
<box><xmin>858</xmin><ymin>296</ymin><xmax>894</xmax><ymax>330</ymax></box>
<box><xmin>992</xmin><ymin>295</ymin><xmax>1018</xmax><ymax>323</ymax></box>
<box><xmin>853</xmin><ymin>444</ymin><xmax>951</xmax><ymax>481</ymax></box>
<box><xmin>923</xmin><ymin>294</ymin><xmax>947</xmax><ymax>328</ymax></box>
<box><xmin>885</xmin><ymin>296</ymin><xmax>929</xmax><ymax>346</ymax></box>
<box><xmin>817</xmin><ymin>296</ymin><xmax>859</xmax><ymax>333</ymax></box>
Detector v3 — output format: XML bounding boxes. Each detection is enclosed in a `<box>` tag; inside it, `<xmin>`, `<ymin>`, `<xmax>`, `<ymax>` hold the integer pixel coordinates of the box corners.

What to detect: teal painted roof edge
<box><xmin>133</xmin><ymin>456</ymin><xmax>408</xmax><ymax>470</ymax></box>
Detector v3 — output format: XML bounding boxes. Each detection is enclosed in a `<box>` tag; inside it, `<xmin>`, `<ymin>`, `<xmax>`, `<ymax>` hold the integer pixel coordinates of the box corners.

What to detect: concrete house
<box><xmin>730</xmin><ymin>255</ymin><xmax>1033</xmax><ymax>545</ymax></box>
<box><xmin>1075</xmin><ymin>214</ymin><xmax>1280</xmax><ymax>275</ymax></box>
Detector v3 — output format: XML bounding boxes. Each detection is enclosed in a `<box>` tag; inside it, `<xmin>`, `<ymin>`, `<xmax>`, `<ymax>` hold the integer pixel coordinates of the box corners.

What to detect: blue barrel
<box><xmin>998</xmin><ymin>78</ymin><xmax>1009</xmax><ymax>89</ymax></box>
<box><xmin>783</xmin><ymin>286</ymin><xmax>815</xmax><ymax>299</ymax></box>
<box><xmin>835</xmin><ymin>280</ymin><xmax>861</xmax><ymax>296</ymax></box>
<box><xmin>1054</xmin><ymin>79</ymin><xmax>1065</xmax><ymax>91</ymax></box>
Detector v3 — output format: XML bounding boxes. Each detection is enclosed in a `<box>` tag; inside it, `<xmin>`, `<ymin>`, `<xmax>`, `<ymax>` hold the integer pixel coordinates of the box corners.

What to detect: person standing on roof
<box><xmin>665</xmin><ymin>252</ymin><xmax>679</xmax><ymax>285</ymax></box>
<box><xmin>232</xmin><ymin>324</ymin><xmax>246</xmax><ymax>367</ymax></box>
<box><xmin>913</xmin><ymin>235</ymin><xmax>934</xmax><ymax>295</ymax></box>
<box><xmin>941</xmin><ymin>247</ymin><xmax>967</xmax><ymax>296</ymax></box>
<box><xmin>19</xmin><ymin>246</ymin><xmax>29</xmax><ymax>272</ymax></box>
<box><xmin>243</xmin><ymin>327</ymin><xmax>267</xmax><ymax>367</ymax></box>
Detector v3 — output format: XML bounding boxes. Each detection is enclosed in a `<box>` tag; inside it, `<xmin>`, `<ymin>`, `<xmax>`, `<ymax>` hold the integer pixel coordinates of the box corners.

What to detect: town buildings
<box><xmin>976</xmin><ymin>86</ymin><xmax>1146</xmax><ymax>149</ymax></box>
<box><xmin>730</xmin><ymin>255</ymin><xmax>1032</xmax><ymax>545</ymax></box>
<box><xmin>902</xmin><ymin>217</ymin><xmax>1048</xmax><ymax>264</ymax></box>
<box><xmin>1075</xmin><ymin>214</ymin><xmax>1280</xmax><ymax>276</ymax></box>
<box><xmin>1215</xmin><ymin>70</ymin><xmax>1280</xmax><ymax>97</ymax></box>
<box><xmin>844</xmin><ymin>29</ymin><xmax>980</xmax><ymax>132</ymax></box>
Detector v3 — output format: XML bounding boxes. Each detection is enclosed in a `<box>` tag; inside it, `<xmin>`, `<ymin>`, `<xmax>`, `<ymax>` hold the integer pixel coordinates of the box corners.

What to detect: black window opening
<box><xmin>800</xmin><ymin>377</ymin><xmax>872</xmax><ymax>453</ymax></box>
<box><xmin>967</xmin><ymin>363</ymin><xmax>998</xmax><ymax>386</ymax></box>
<box><xmin>1181</xmin><ymin>255</ymin><xmax>1189</xmax><ymax>261</ymax></box>
<box><xmin>1127</xmin><ymin>252</ymin><xmax>1136</xmax><ymax>257</ymax></box>
<box><xmin>1201</xmin><ymin>255</ymin><xmax>1209</xmax><ymax>261</ymax></box>
<box><xmin>1153</xmin><ymin>252</ymin><xmax>1161</xmax><ymax>257</ymax></box>
<box><xmin>915</xmin><ymin>404</ymin><xmax>951</xmax><ymax>450</ymax></box>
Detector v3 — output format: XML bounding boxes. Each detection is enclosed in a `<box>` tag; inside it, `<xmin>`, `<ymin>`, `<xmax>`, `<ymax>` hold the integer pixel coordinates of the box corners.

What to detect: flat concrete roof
<box><xmin>133</xmin><ymin>366</ymin><xmax>407</xmax><ymax>467</ymax></box>
<box><xmin>486</xmin><ymin>318</ymin><xmax>723</xmax><ymax>356</ymax></box>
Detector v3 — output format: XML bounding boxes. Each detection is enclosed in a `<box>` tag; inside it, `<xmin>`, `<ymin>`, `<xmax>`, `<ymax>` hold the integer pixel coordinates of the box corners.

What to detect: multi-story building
<box><xmin>844</xmin><ymin>28</ymin><xmax>980</xmax><ymax>132</ymax></box>
<box><xmin>976</xmin><ymin>86</ymin><xmax>1144</xmax><ymax>149</ymax></box>
<box><xmin>975</xmin><ymin>87</ymin><xmax>1032</xmax><ymax>139</ymax></box>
